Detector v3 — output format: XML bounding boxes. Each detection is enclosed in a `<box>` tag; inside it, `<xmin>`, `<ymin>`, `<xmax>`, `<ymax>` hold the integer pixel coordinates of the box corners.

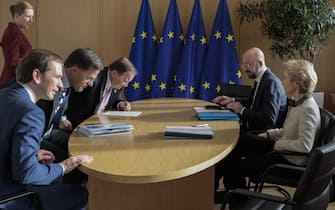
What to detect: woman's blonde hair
<box><xmin>283</xmin><ymin>59</ymin><xmax>318</xmax><ymax>95</ymax></box>
<box><xmin>9</xmin><ymin>1</ymin><xmax>33</xmax><ymax>18</ymax></box>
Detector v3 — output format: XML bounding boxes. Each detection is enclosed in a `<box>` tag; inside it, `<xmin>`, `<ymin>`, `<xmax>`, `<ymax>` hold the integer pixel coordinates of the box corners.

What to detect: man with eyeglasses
<box><xmin>212</xmin><ymin>47</ymin><xmax>287</xmax><ymax>132</ymax></box>
<box><xmin>212</xmin><ymin>47</ymin><xmax>287</xmax><ymax>204</ymax></box>
<box><xmin>38</xmin><ymin>48</ymin><xmax>103</xmax><ymax>163</ymax></box>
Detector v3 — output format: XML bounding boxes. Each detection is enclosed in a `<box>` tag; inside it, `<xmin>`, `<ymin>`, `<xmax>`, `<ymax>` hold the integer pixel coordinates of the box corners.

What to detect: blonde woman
<box><xmin>0</xmin><ymin>1</ymin><xmax>34</xmax><ymax>85</ymax></box>
<box><xmin>215</xmin><ymin>59</ymin><xmax>321</xmax><ymax>205</ymax></box>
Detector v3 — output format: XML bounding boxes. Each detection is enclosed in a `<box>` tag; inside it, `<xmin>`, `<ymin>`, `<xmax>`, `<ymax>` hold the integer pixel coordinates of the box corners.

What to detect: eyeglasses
<box><xmin>240</xmin><ymin>61</ymin><xmax>256</xmax><ymax>70</ymax></box>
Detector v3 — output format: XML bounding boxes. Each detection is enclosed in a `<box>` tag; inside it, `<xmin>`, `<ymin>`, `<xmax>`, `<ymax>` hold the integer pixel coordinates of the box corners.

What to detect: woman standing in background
<box><xmin>0</xmin><ymin>1</ymin><xmax>34</xmax><ymax>85</ymax></box>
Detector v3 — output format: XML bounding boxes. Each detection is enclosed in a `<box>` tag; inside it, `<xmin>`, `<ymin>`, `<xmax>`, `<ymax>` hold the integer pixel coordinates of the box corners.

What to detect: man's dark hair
<box><xmin>16</xmin><ymin>49</ymin><xmax>63</xmax><ymax>84</ymax></box>
<box><xmin>108</xmin><ymin>57</ymin><xmax>137</xmax><ymax>75</ymax></box>
<box><xmin>64</xmin><ymin>48</ymin><xmax>103</xmax><ymax>71</ymax></box>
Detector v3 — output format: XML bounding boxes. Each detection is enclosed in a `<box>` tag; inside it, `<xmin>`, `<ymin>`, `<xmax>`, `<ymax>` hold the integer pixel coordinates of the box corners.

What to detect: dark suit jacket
<box><xmin>66</xmin><ymin>68</ymin><xmax>124</xmax><ymax>128</ymax></box>
<box><xmin>238</xmin><ymin>69</ymin><xmax>287</xmax><ymax>131</ymax></box>
<box><xmin>0</xmin><ymin>83</ymin><xmax>64</xmax><ymax>209</ymax></box>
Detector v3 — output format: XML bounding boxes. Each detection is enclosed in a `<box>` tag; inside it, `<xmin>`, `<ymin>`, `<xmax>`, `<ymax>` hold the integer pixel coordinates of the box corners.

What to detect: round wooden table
<box><xmin>69</xmin><ymin>98</ymin><xmax>239</xmax><ymax>210</ymax></box>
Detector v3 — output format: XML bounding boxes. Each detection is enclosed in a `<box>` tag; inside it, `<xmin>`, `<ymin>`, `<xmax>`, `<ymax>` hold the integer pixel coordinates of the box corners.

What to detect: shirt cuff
<box><xmin>59</xmin><ymin>163</ymin><xmax>65</xmax><ymax>176</ymax></box>
<box><xmin>60</xmin><ymin>115</ymin><xmax>67</xmax><ymax>122</ymax></box>
<box><xmin>240</xmin><ymin>107</ymin><xmax>246</xmax><ymax>115</ymax></box>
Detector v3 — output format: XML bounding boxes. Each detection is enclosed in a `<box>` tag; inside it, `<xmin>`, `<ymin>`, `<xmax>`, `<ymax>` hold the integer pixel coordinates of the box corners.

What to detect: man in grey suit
<box><xmin>0</xmin><ymin>49</ymin><xmax>93</xmax><ymax>210</ymax></box>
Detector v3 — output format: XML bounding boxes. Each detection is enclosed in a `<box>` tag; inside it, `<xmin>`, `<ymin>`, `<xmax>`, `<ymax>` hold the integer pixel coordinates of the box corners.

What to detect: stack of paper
<box><xmin>193</xmin><ymin>107</ymin><xmax>239</xmax><ymax>120</ymax></box>
<box><xmin>77</xmin><ymin>123</ymin><xmax>134</xmax><ymax>137</ymax></box>
<box><xmin>164</xmin><ymin>126</ymin><xmax>214</xmax><ymax>139</ymax></box>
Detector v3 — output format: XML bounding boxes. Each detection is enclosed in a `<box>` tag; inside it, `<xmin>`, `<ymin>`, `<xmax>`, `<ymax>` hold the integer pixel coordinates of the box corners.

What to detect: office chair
<box><xmin>218</xmin><ymin>83</ymin><xmax>252</xmax><ymax>99</ymax></box>
<box><xmin>252</xmin><ymin>108</ymin><xmax>335</xmax><ymax>193</ymax></box>
<box><xmin>221</xmin><ymin>141</ymin><xmax>335</xmax><ymax>210</ymax></box>
<box><xmin>0</xmin><ymin>183</ymin><xmax>41</xmax><ymax>210</ymax></box>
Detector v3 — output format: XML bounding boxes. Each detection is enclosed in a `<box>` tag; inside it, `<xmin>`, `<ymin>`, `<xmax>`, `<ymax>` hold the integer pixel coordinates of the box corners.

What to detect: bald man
<box><xmin>213</xmin><ymin>47</ymin><xmax>287</xmax><ymax>132</ymax></box>
<box><xmin>213</xmin><ymin>48</ymin><xmax>287</xmax><ymax>203</ymax></box>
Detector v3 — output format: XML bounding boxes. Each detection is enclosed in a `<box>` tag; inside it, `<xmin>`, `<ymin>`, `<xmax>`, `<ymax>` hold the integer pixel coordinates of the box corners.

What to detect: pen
<box><xmin>192</xmin><ymin>124</ymin><xmax>209</xmax><ymax>127</ymax></box>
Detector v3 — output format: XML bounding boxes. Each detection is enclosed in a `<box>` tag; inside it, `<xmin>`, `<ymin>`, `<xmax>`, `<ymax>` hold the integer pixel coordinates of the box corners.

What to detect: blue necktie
<box><xmin>44</xmin><ymin>88</ymin><xmax>70</xmax><ymax>136</ymax></box>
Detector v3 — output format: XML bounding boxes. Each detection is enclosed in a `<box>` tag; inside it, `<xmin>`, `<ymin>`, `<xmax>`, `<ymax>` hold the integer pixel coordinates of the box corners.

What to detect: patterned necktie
<box><xmin>44</xmin><ymin>88</ymin><xmax>70</xmax><ymax>136</ymax></box>
<box><xmin>96</xmin><ymin>87</ymin><xmax>113</xmax><ymax>114</ymax></box>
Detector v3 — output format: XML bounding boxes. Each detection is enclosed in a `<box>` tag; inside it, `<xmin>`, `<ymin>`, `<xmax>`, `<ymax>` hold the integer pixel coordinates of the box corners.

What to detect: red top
<box><xmin>0</xmin><ymin>22</ymin><xmax>32</xmax><ymax>85</ymax></box>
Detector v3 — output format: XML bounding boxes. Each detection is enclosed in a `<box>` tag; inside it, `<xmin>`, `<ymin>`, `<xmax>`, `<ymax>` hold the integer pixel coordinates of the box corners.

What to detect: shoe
<box><xmin>214</xmin><ymin>191</ymin><xmax>226</xmax><ymax>204</ymax></box>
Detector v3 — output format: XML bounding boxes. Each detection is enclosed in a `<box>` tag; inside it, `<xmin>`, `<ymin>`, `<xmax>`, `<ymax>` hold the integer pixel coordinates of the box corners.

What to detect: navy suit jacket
<box><xmin>0</xmin><ymin>83</ymin><xmax>64</xmax><ymax>209</ymax></box>
<box><xmin>238</xmin><ymin>69</ymin><xmax>287</xmax><ymax>131</ymax></box>
<box><xmin>66</xmin><ymin>68</ymin><xmax>124</xmax><ymax>128</ymax></box>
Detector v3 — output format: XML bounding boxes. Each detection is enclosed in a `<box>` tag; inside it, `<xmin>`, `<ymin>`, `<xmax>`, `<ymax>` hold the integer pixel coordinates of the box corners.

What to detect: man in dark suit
<box><xmin>67</xmin><ymin>57</ymin><xmax>137</xmax><ymax>129</ymax></box>
<box><xmin>212</xmin><ymin>47</ymin><xmax>287</xmax><ymax>203</ymax></box>
<box><xmin>40</xmin><ymin>48</ymin><xmax>103</xmax><ymax>162</ymax></box>
<box><xmin>0</xmin><ymin>49</ymin><xmax>93</xmax><ymax>210</ymax></box>
<box><xmin>213</xmin><ymin>47</ymin><xmax>287</xmax><ymax>131</ymax></box>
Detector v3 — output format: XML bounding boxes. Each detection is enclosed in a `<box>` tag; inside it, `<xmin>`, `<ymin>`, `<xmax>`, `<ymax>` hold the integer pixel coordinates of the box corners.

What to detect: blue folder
<box><xmin>196</xmin><ymin>113</ymin><xmax>240</xmax><ymax>121</ymax></box>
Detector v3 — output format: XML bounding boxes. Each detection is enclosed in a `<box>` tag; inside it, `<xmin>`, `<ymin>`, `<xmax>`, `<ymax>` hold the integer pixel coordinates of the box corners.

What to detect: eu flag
<box><xmin>171</xmin><ymin>0</ymin><xmax>207</xmax><ymax>98</ymax></box>
<box><xmin>126</xmin><ymin>0</ymin><xmax>158</xmax><ymax>101</ymax></box>
<box><xmin>150</xmin><ymin>0</ymin><xmax>184</xmax><ymax>98</ymax></box>
<box><xmin>198</xmin><ymin>0</ymin><xmax>242</xmax><ymax>101</ymax></box>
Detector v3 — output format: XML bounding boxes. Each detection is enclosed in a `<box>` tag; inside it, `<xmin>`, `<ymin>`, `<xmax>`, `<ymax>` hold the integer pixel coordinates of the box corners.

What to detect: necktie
<box><xmin>44</xmin><ymin>88</ymin><xmax>70</xmax><ymax>136</ymax></box>
<box><xmin>96</xmin><ymin>87</ymin><xmax>113</xmax><ymax>114</ymax></box>
<box><xmin>250</xmin><ymin>81</ymin><xmax>258</xmax><ymax>109</ymax></box>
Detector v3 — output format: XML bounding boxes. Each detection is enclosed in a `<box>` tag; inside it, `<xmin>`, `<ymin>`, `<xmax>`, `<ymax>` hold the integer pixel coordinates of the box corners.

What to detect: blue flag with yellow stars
<box><xmin>150</xmin><ymin>0</ymin><xmax>184</xmax><ymax>98</ymax></box>
<box><xmin>126</xmin><ymin>0</ymin><xmax>158</xmax><ymax>101</ymax></box>
<box><xmin>198</xmin><ymin>0</ymin><xmax>242</xmax><ymax>101</ymax></box>
<box><xmin>171</xmin><ymin>0</ymin><xmax>207</xmax><ymax>98</ymax></box>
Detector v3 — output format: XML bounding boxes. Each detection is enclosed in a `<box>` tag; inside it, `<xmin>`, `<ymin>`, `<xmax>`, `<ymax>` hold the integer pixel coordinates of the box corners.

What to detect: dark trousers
<box><xmin>215</xmin><ymin>132</ymin><xmax>280</xmax><ymax>191</ymax></box>
<box><xmin>30</xmin><ymin>184</ymin><xmax>88</xmax><ymax>210</ymax></box>
<box><xmin>41</xmin><ymin>129</ymin><xmax>87</xmax><ymax>184</ymax></box>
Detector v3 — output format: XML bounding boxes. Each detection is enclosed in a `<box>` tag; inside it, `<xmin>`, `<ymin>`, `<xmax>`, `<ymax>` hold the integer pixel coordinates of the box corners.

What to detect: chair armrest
<box><xmin>222</xmin><ymin>188</ymin><xmax>295</xmax><ymax>209</ymax></box>
<box><xmin>0</xmin><ymin>190</ymin><xmax>35</xmax><ymax>204</ymax></box>
<box><xmin>270</xmin><ymin>150</ymin><xmax>310</xmax><ymax>157</ymax></box>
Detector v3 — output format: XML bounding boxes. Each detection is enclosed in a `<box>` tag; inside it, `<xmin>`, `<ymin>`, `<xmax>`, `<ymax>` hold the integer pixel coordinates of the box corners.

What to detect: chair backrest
<box><xmin>293</xmin><ymin>142</ymin><xmax>335</xmax><ymax>210</ymax></box>
<box><xmin>218</xmin><ymin>83</ymin><xmax>252</xmax><ymax>98</ymax></box>
<box><xmin>314</xmin><ymin>108</ymin><xmax>335</xmax><ymax>148</ymax></box>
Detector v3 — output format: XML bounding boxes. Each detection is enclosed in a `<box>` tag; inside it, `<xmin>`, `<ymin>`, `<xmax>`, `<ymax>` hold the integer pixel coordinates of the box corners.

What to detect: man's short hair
<box><xmin>16</xmin><ymin>49</ymin><xmax>63</xmax><ymax>84</ymax></box>
<box><xmin>64</xmin><ymin>48</ymin><xmax>103</xmax><ymax>71</ymax></box>
<box><xmin>108</xmin><ymin>57</ymin><xmax>137</xmax><ymax>75</ymax></box>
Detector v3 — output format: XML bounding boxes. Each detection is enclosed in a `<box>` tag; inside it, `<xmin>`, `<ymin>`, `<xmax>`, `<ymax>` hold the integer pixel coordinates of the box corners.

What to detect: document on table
<box><xmin>101</xmin><ymin>111</ymin><xmax>142</xmax><ymax>117</ymax></box>
<box><xmin>193</xmin><ymin>107</ymin><xmax>239</xmax><ymax>120</ymax></box>
<box><xmin>77</xmin><ymin>122</ymin><xmax>134</xmax><ymax>137</ymax></box>
<box><xmin>164</xmin><ymin>125</ymin><xmax>214</xmax><ymax>139</ymax></box>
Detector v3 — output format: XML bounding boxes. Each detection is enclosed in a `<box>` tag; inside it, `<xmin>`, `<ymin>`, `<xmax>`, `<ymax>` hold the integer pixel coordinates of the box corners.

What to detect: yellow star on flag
<box><xmin>179</xmin><ymin>34</ymin><xmax>185</xmax><ymax>42</ymax></box>
<box><xmin>229</xmin><ymin>80</ymin><xmax>235</xmax><ymax>85</ymax></box>
<box><xmin>173</xmin><ymin>75</ymin><xmax>177</xmax><ymax>81</ymax></box>
<box><xmin>159</xmin><ymin>82</ymin><xmax>167</xmax><ymax>90</ymax></box>
<box><xmin>168</xmin><ymin>31</ymin><xmax>174</xmax><ymax>39</ymax></box>
<box><xmin>151</xmin><ymin>74</ymin><xmax>157</xmax><ymax>81</ymax></box>
<box><xmin>145</xmin><ymin>84</ymin><xmax>151</xmax><ymax>92</ymax></box>
<box><xmin>152</xmin><ymin>34</ymin><xmax>157</xmax><ymax>42</ymax></box>
<box><xmin>216</xmin><ymin>85</ymin><xmax>221</xmax><ymax>93</ymax></box>
<box><xmin>226</xmin><ymin>34</ymin><xmax>234</xmax><ymax>42</ymax></box>
<box><xmin>190</xmin><ymin>86</ymin><xmax>195</xmax><ymax>94</ymax></box>
<box><xmin>178</xmin><ymin>83</ymin><xmax>186</xmax><ymax>91</ymax></box>
<box><xmin>236</xmin><ymin>70</ymin><xmax>242</xmax><ymax>78</ymax></box>
<box><xmin>214</xmin><ymin>31</ymin><xmax>222</xmax><ymax>39</ymax></box>
<box><xmin>132</xmin><ymin>82</ymin><xmax>140</xmax><ymax>89</ymax></box>
<box><xmin>191</xmin><ymin>33</ymin><xmax>196</xmax><ymax>41</ymax></box>
<box><xmin>140</xmin><ymin>31</ymin><xmax>147</xmax><ymax>39</ymax></box>
<box><xmin>159</xmin><ymin>37</ymin><xmax>164</xmax><ymax>44</ymax></box>
<box><xmin>202</xmin><ymin>81</ymin><xmax>210</xmax><ymax>89</ymax></box>
<box><xmin>132</xmin><ymin>37</ymin><xmax>136</xmax><ymax>43</ymax></box>
<box><xmin>200</xmin><ymin>36</ymin><xmax>207</xmax><ymax>45</ymax></box>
